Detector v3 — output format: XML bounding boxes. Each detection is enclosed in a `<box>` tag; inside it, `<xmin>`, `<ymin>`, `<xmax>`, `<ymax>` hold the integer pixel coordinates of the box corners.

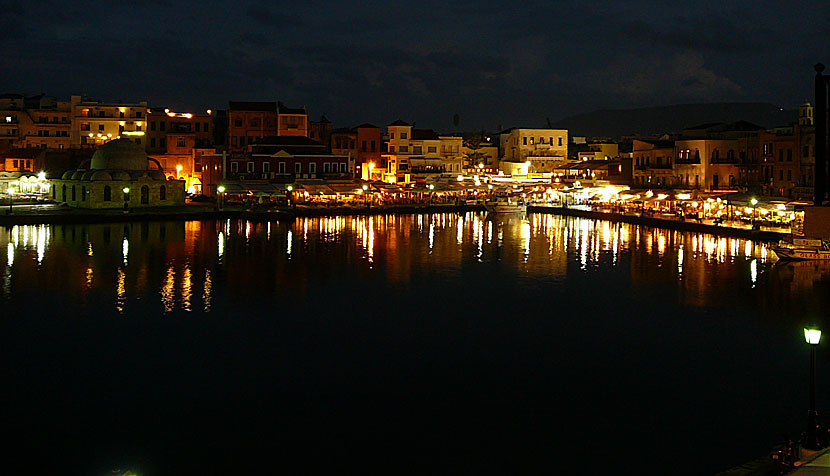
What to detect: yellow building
<box><xmin>632</xmin><ymin>139</ymin><xmax>675</xmax><ymax>187</ymax></box>
<box><xmin>382</xmin><ymin>120</ymin><xmax>464</xmax><ymax>183</ymax></box>
<box><xmin>499</xmin><ymin>128</ymin><xmax>568</xmax><ymax>173</ymax></box>
<box><xmin>0</xmin><ymin>94</ymin><xmax>72</xmax><ymax>151</ymax></box>
<box><xmin>70</xmin><ymin>95</ymin><xmax>148</xmax><ymax>149</ymax></box>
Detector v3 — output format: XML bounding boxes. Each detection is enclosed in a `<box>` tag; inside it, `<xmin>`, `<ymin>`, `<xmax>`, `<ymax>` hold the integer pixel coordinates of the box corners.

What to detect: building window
<box><xmin>160</xmin><ymin>138</ymin><xmax>166</xmax><ymax>148</ymax></box>
<box><xmin>98</xmin><ymin>124</ymin><xmax>105</xmax><ymax>131</ymax></box>
<box><xmin>160</xmin><ymin>122</ymin><xmax>166</xmax><ymax>131</ymax></box>
<box><xmin>176</xmin><ymin>137</ymin><xmax>186</xmax><ymax>147</ymax></box>
<box><xmin>141</xmin><ymin>185</ymin><xmax>149</xmax><ymax>204</ymax></box>
<box><xmin>135</xmin><ymin>111</ymin><xmax>143</xmax><ymax>118</ymax></box>
<box><xmin>399</xmin><ymin>146</ymin><xmax>408</xmax><ymax>153</ymax></box>
<box><xmin>104</xmin><ymin>186</ymin><xmax>111</xmax><ymax>201</ymax></box>
<box><xmin>263</xmin><ymin>162</ymin><xmax>270</xmax><ymax>173</ymax></box>
<box><xmin>389</xmin><ymin>145</ymin><xmax>395</xmax><ymax>152</ymax></box>
<box><xmin>788</xmin><ymin>170</ymin><xmax>792</xmax><ymax>181</ymax></box>
<box><xmin>362</xmin><ymin>140</ymin><xmax>367</xmax><ymax>152</ymax></box>
<box><xmin>150</xmin><ymin>138</ymin><xmax>156</xmax><ymax>148</ymax></box>
<box><xmin>390</xmin><ymin>132</ymin><xmax>395</xmax><ymax>139</ymax></box>
<box><xmin>323</xmin><ymin>163</ymin><xmax>331</xmax><ymax>173</ymax></box>
<box><xmin>71</xmin><ymin>185</ymin><xmax>76</xmax><ymax>201</ymax></box>
<box><xmin>371</xmin><ymin>141</ymin><xmax>376</xmax><ymax>152</ymax></box>
<box><xmin>295</xmin><ymin>162</ymin><xmax>302</xmax><ymax>174</ymax></box>
<box><xmin>523</xmin><ymin>137</ymin><xmax>527</xmax><ymax>145</ymax></box>
<box><xmin>278</xmin><ymin>162</ymin><xmax>286</xmax><ymax>173</ymax></box>
<box><xmin>234</xmin><ymin>119</ymin><xmax>242</xmax><ymax>127</ymax></box>
<box><xmin>413</xmin><ymin>146</ymin><xmax>422</xmax><ymax>154</ymax></box>
<box><xmin>195</xmin><ymin>123</ymin><xmax>200</xmax><ymax>132</ymax></box>
<box><xmin>309</xmin><ymin>163</ymin><xmax>316</xmax><ymax>174</ymax></box>
<box><xmin>231</xmin><ymin>162</ymin><xmax>238</xmax><ymax>173</ymax></box>
<box><xmin>428</xmin><ymin>146</ymin><xmax>436</xmax><ymax>153</ymax></box>
<box><xmin>247</xmin><ymin>161</ymin><xmax>254</xmax><ymax>173</ymax></box>
<box><xmin>401</xmin><ymin>132</ymin><xmax>407</xmax><ymax>139</ymax></box>
<box><xmin>787</xmin><ymin>149</ymin><xmax>792</xmax><ymax>161</ymax></box>
<box><xmin>150</xmin><ymin>121</ymin><xmax>156</xmax><ymax>131</ymax></box>
<box><xmin>160</xmin><ymin>185</ymin><xmax>167</xmax><ymax>200</ymax></box>
<box><xmin>340</xmin><ymin>163</ymin><xmax>347</xmax><ymax>173</ymax></box>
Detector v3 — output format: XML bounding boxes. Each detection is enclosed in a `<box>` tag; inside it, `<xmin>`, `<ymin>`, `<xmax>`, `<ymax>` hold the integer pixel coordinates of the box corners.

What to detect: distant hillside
<box><xmin>553</xmin><ymin>103</ymin><xmax>797</xmax><ymax>140</ymax></box>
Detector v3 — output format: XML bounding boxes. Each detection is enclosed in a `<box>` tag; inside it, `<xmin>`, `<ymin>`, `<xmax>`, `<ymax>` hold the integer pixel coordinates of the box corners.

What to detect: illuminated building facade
<box><xmin>499</xmin><ymin>128</ymin><xmax>568</xmax><ymax>173</ymax></box>
<box><xmin>228</xmin><ymin>101</ymin><xmax>278</xmax><ymax>152</ymax></box>
<box><xmin>227</xmin><ymin>136</ymin><xmax>350</xmax><ymax>181</ymax></box>
<box><xmin>760</xmin><ymin>127</ymin><xmax>800</xmax><ymax>197</ymax></box>
<box><xmin>632</xmin><ymin>139</ymin><xmax>675</xmax><ymax>187</ymax></box>
<box><xmin>52</xmin><ymin>138</ymin><xmax>184</xmax><ymax>208</ymax></box>
<box><xmin>379</xmin><ymin>120</ymin><xmax>464</xmax><ymax>183</ymax></box>
<box><xmin>146</xmin><ymin>108</ymin><xmax>213</xmax><ymax>154</ymax></box>
<box><xmin>0</xmin><ymin>94</ymin><xmax>72</xmax><ymax>152</ymax></box>
<box><xmin>70</xmin><ymin>95</ymin><xmax>148</xmax><ymax>149</ymax></box>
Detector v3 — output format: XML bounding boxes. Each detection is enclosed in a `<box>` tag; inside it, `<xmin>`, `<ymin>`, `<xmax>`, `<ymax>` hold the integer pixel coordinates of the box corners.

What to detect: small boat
<box><xmin>770</xmin><ymin>237</ymin><xmax>830</xmax><ymax>260</ymax></box>
<box><xmin>485</xmin><ymin>197</ymin><xmax>526</xmax><ymax>214</ymax></box>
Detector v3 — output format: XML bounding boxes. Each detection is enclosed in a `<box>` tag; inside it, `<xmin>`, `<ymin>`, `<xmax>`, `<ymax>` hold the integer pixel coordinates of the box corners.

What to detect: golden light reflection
<box><xmin>203</xmin><ymin>268</ymin><xmax>212</xmax><ymax>312</ymax></box>
<box><xmin>7</xmin><ymin>242</ymin><xmax>13</xmax><ymax>267</ymax></box>
<box><xmin>122</xmin><ymin>237</ymin><xmax>129</xmax><ymax>265</ymax></box>
<box><xmin>181</xmin><ymin>265</ymin><xmax>192</xmax><ymax>312</ymax></box>
<box><xmin>86</xmin><ymin>266</ymin><xmax>93</xmax><ymax>289</ymax></box>
<box><xmin>218</xmin><ymin>231</ymin><xmax>225</xmax><ymax>261</ymax></box>
<box><xmin>116</xmin><ymin>268</ymin><xmax>126</xmax><ymax>313</ymax></box>
<box><xmin>162</xmin><ymin>265</ymin><xmax>175</xmax><ymax>313</ymax></box>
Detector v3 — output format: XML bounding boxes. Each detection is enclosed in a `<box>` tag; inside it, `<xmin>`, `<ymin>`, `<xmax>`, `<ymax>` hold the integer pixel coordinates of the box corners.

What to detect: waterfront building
<box><xmin>51</xmin><ymin>138</ymin><xmax>184</xmax><ymax>208</ymax></box>
<box><xmin>498</xmin><ymin>128</ymin><xmax>568</xmax><ymax>173</ymax></box>
<box><xmin>227</xmin><ymin>101</ymin><xmax>308</xmax><ymax>153</ymax></box>
<box><xmin>632</xmin><ymin>139</ymin><xmax>675</xmax><ymax>187</ymax></box>
<box><xmin>0</xmin><ymin>94</ymin><xmax>72</xmax><ymax>152</ymax></box>
<box><xmin>309</xmin><ymin>116</ymin><xmax>332</xmax><ymax>152</ymax></box>
<box><xmin>145</xmin><ymin>108</ymin><xmax>213</xmax><ymax>154</ymax></box>
<box><xmin>760</xmin><ymin>127</ymin><xmax>800</xmax><ymax>197</ymax></box>
<box><xmin>226</xmin><ymin>136</ymin><xmax>350</xmax><ymax>182</ymax></box>
<box><xmin>380</xmin><ymin>120</ymin><xmax>464</xmax><ymax>184</ymax></box>
<box><xmin>70</xmin><ymin>95</ymin><xmax>148</xmax><ymax>149</ymax></box>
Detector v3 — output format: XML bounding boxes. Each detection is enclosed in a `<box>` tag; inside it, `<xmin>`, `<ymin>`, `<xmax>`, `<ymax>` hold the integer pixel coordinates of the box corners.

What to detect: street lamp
<box><xmin>286</xmin><ymin>185</ymin><xmax>293</xmax><ymax>208</ymax></box>
<box><xmin>750</xmin><ymin>198</ymin><xmax>759</xmax><ymax>229</ymax></box>
<box><xmin>122</xmin><ymin>187</ymin><xmax>130</xmax><ymax>212</ymax></box>
<box><xmin>7</xmin><ymin>186</ymin><xmax>14</xmax><ymax>214</ymax></box>
<box><xmin>217</xmin><ymin>185</ymin><xmax>226</xmax><ymax>210</ymax></box>
<box><xmin>176</xmin><ymin>164</ymin><xmax>182</xmax><ymax>180</ymax></box>
<box><xmin>367</xmin><ymin>162</ymin><xmax>375</xmax><ymax>180</ymax></box>
<box><xmin>801</xmin><ymin>326</ymin><xmax>827</xmax><ymax>453</ymax></box>
<box><xmin>362</xmin><ymin>184</ymin><xmax>369</xmax><ymax>207</ymax></box>
<box><xmin>428</xmin><ymin>183</ymin><xmax>435</xmax><ymax>204</ymax></box>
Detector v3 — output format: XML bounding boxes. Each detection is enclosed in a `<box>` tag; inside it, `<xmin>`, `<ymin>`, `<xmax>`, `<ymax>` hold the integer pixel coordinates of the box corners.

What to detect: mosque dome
<box><xmin>90</xmin><ymin>139</ymin><xmax>149</xmax><ymax>171</ymax></box>
<box><xmin>90</xmin><ymin>171</ymin><xmax>113</xmax><ymax>181</ymax></box>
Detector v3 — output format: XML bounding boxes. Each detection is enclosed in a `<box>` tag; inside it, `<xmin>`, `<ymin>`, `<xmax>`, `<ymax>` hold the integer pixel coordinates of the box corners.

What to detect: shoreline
<box><xmin>0</xmin><ymin>203</ymin><xmax>788</xmax><ymax>242</ymax></box>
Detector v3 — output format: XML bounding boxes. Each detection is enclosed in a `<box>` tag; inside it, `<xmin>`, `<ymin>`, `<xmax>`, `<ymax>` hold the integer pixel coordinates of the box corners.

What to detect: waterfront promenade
<box><xmin>0</xmin><ymin>201</ymin><xmax>790</xmax><ymax>242</ymax></box>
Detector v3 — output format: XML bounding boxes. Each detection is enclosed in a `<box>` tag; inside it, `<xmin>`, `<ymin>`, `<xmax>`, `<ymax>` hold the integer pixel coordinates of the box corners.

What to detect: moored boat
<box><xmin>484</xmin><ymin>197</ymin><xmax>526</xmax><ymax>214</ymax></box>
<box><xmin>770</xmin><ymin>237</ymin><xmax>830</xmax><ymax>260</ymax></box>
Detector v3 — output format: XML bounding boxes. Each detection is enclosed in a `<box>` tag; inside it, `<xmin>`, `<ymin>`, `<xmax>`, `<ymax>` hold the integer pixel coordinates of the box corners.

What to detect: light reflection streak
<box><xmin>86</xmin><ymin>266</ymin><xmax>93</xmax><ymax>289</ymax></box>
<box><xmin>116</xmin><ymin>268</ymin><xmax>126</xmax><ymax>313</ymax></box>
<box><xmin>88</xmin><ymin>242</ymin><xmax>94</xmax><ymax>257</ymax></box>
<box><xmin>750</xmin><ymin>259</ymin><xmax>758</xmax><ymax>286</ymax></box>
<box><xmin>218</xmin><ymin>231</ymin><xmax>225</xmax><ymax>262</ymax></box>
<box><xmin>7</xmin><ymin>242</ymin><xmax>13</xmax><ymax>267</ymax></box>
<box><xmin>428</xmin><ymin>220</ymin><xmax>434</xmax><ymax>251</ymax></box>
<box><xmin>457</xmin><ymin>216</ymin><xmax>464</xmax><ymax>245</ymax></box>
<box><xmin>203</xmin><ymin>269</ymin><xmax>212</xmax><ymax>312</ymax></box>
<box><xmin>161</xmin><ymin>265</ymin><xmax>175</xmax><ymax>313</ymax></box>
<box><xmin>181</xmin><ymin>265</ymin><xmax>192</xmax><ymax>312</ymax></box>
<box><xmin>287</xmin><ymin>229</ymin><xmax>293</xmax><ymax>257</ymax></box>
<box><xmin>122</xmin><ymin>237</ymin><xmax>129</xmax><ymax>265</ymax></box>
<box><xmin>677</xmin><ymin>245</ymin><xmax>684</xmax><ymax>275</ymax></box>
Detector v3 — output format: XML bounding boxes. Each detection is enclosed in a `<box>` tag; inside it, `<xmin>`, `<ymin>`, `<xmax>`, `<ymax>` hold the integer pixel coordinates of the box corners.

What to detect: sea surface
<box><xmin>2</xmin><ymin>213</ymin><xmax>827</xmax><ymax>475</ymax></box>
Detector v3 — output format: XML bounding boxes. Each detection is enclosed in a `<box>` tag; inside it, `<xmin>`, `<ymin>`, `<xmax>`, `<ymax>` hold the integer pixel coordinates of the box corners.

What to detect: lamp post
<box><xmin>7</xmin><ymin>186</ymin><xmax>14</xmax><ymax>214</ymax></box>
<box><xmin>286</xmin><ymin>185</ymin><xmax>293</xmax><ymax>208</ymax></box>
<box><xmin>750</xmin><ymin>198</ymin><xmax>758</xmax><ymax>229</ymax></box>
<box><xmin>362</xmin><ymin>184</ymin><xmax>369</xmax><ymax>207</ymax></box>
<box><xmin>802</xmin><ymin>326</ymin><xmax>827</xmax><ymax>453</ymax></box>
<box><xmin>428</xmin><ymin>184</ymin><xmax>435</xmax><ymax>205</ymax></box>
<box><xmin>122</xmin><ymin>187</ymin><xmax>130</xmax><ymax>212</ymax></box>
<box><xmin>217</xmin><ymin>185</ymin><xmax>226</xmax><ymax>210</ymax></box>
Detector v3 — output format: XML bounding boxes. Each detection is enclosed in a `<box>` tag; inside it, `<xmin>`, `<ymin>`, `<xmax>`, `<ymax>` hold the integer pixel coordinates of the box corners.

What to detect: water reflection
<box><xmin>0</xmin><ymin>214</ymin><xmax>825</xmax><ymax>316</ymax></box>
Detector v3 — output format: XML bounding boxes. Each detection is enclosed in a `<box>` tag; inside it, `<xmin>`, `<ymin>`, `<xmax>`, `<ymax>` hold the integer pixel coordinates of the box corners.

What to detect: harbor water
<box><xmin>1</xmin><ymin>213</ymin><xmax>827</xmax><ymax>474</ymax></box>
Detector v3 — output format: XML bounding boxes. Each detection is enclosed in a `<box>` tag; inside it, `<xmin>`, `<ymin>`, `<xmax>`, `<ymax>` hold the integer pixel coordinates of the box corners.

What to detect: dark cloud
<box><xmin>621</xmin><ymin>16</ymin><xmax>770</xmax><ymax>52</ymax></box>
<box><xmin>246</xmin><ymin>3</ymin><xmax>302</xmax><ymax>28</ymax></box>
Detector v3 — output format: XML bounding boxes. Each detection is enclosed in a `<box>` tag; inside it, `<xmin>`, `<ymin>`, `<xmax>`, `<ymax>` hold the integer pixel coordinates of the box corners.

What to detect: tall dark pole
<box><xmin>803</xmin><ymin>344</ymin><xmax>823</xmax><ymax>451</ymax></box>
<box><xmin>815</xmin><ymin>64</ymin><xmax>827</xmax><ymax>206</ymax></box>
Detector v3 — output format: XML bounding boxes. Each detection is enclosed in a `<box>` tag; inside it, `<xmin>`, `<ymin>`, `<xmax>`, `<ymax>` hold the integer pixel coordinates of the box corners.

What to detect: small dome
<box><xmin>71</xmin><ymin>170</ymin><xmax>85</xmax><ymax>180</ymax></box>
<box><xmin>81</xmin><ymin>171</ymin><xmax>96</xmax><ymax>180</ymax></box>
<box><xmin>148</xmin><ymin>170</ymin><xmax>166</xmax><ymax>181</ymax></box>
<box><xmin>90</xmin><ymin>139</ymin><xmax>149</xmax><ymax>171</ymax></box>
<box><xmin>61</xmin><ymin>170</ymin><xmax>74</xmax><ymax>179</ymax></box>
<box><xmin>91</xmin><ymin>171</ymin><xmax>113</xmax><ymax>181</ymax></box>
<box><xmin>112</xmin><ymin>171</ymin><xmax>132</xmax><ymax>180</ymax></box>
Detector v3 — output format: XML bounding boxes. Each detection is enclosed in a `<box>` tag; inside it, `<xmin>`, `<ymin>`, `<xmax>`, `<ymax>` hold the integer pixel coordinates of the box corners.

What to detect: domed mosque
<box><xmin>52</xmin><ymin>139</ymin><xmax>184</xmax><ymax>208</ymax></box>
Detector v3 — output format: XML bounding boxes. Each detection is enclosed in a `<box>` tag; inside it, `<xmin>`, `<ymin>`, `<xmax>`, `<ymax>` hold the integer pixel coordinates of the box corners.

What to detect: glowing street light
<box><xmin>122</xmin><ymin>187</ymin><xmax>130</xmax><ymax>212</ymax></box>
<box><xmin>176</xmin><ymin>164</ymin><xmax>183</xmax><ymax>179</ymax></box>
<box><xmin>801</xmin><ymin>326</ymin><xmax>827</xmax><ymax>453</ymax></box>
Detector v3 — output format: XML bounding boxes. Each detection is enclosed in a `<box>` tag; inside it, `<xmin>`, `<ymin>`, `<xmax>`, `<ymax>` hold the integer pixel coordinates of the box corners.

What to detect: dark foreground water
<box><xmin>1</xmin><ymin>213</ymin><xmax>827</xmax><ymax>475</ymax></box>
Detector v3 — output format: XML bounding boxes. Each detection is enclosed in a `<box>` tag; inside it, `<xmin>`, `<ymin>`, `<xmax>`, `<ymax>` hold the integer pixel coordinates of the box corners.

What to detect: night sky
<box><xmin>2</xmin><ymin>0</ymin><xmax>828</xmax><ymax>130</ymax></box>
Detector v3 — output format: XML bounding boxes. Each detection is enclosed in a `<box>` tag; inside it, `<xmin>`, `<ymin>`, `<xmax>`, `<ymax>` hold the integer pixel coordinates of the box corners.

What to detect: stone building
<box><xmin>52</xmin><ymin>138</ymin><xmax>184</xmax><ymax>208</ymax></box>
